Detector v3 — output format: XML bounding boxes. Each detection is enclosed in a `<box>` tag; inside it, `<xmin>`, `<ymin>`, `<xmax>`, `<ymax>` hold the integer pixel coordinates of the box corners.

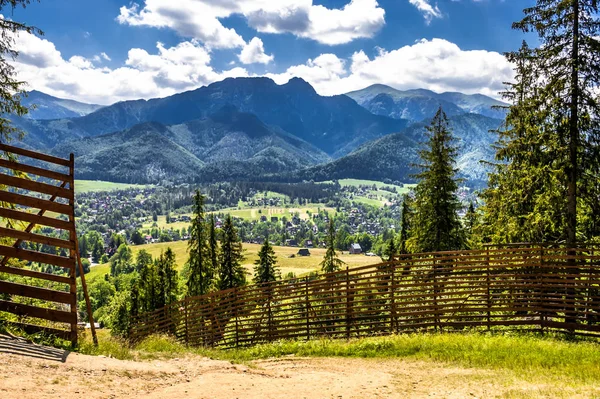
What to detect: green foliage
<box><xmin>399</xmin><ymin>194</ymin><xmax>413</xmax><ymax>254</ymax></box>
<box><xmin>409</xmin><ymin>108</ymin><xmax>465</xmax><ymax>252</ymax></box>
<box><xmin>320</xmin><ymin>219</ymin><xmax>345</xmax><ymax>273</ymax></box>
<box><xmin>382</xmin><ymin>235</ymin><xmax>397</xmax><ymax>262</ymax></box>
<box><xmin>218</xmin><ymin>215</ymin><xmax>246</xmax><ymax>290</ymax></box>
<box><xmin>253</xmin><ymin>238</ymin><xmax>279</xmax><ymax>285</ymax></box>
<box><xmin>186</xmin><ymin>190</ymin><xmax>213</xmax><ymax>297</ymax></box>
<box><xmin>156</xmin><ymin>248</ymin><xmax>179</xmax><ymax>307</ymax></box>
<box><xmin>110</xmin><ymin>243</ymin><xmax>133</xmax><ymax>276</ymax></box>
<box><xmin>482</xmin><ymin>2</ymin><xmax>600</xmax><ymax>244</ymax></box>
<box><xmin>0</xmin><ymin>0</ymin><xmax>42</xmax><ymax>143</ymax></box>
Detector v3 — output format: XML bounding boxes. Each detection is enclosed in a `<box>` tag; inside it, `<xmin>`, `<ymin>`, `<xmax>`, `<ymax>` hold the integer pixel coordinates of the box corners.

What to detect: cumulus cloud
<box><xmin>238</xmin><ymin>37</ymin><xmax>274</xmax><ymax>64</ymax></box>
<box><xmin>117</xmin><ymin>0</ymin><xmax>385</xmax><ymax>47</ymax></box>
<box><xmin>11</xmin><ymin>31</ymin><xmax>248</xmax><ymax>104</ymax></box>
<box><xmin>408</xmin><ymin>0</ymin><xmax>442</xmax><ymax>24</ymax></box>
<box><xmin>269</xmin><ymin>38</ymin><xmax>513</xmax><ymax>99</ymax></box>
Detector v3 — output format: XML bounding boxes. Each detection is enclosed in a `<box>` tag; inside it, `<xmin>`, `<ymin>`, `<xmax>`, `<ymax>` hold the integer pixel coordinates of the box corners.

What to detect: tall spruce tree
<box><xmin>157</xmin><ymin>248</ymin><xmax>178</xmax><ymax>306</ymax></box>
<box><xmin>218</xmin><ymin>215</ymin><xmax>246</xmax><ymax>290</ymax></box>
<box><xmin>208</xmin><ymin>214</ymin><xmax>219</xmax><ymax>274</ymax></box>
<box><xmin>186</xmin><ymin>190</ymin><xmax>212</xmax><ymax>296</ymax></box>
<box><xmin>509</xmin><ymin>1</ymin><xmax>600</xmax><ymax>245</ymax></box>
<box><xmin>254</xmin><ymin>237</ymin><xmax>279</xmax><ymax>285</ymax></box>
<box><xmin>383</xmin><ymin>235</ymin><xmax>397</xmax><ymax>262</ymax></box>
<box><xmin>410</xmin><ymin>108</ymin><xmax>465</xmax><ymax>253</ymax></box>
<box><xmin>481</xmin><ymin>40</ymin><xmax>572</xmax><ymax>243</ymax></box>
<box><xmin>320</xmin><ymin>219</ymin><xmax>345</xmax><ymax>273</ymax></box>
<box><xmin>399</xmin><ymin>194</ymin><xmax>413</xmax><ymax>254</ymax></box>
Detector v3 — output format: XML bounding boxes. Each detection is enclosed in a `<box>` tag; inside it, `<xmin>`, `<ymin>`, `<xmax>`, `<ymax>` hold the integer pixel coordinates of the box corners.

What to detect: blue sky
<box><xmin>8</xmin><ymin>0</ymin><xmax>536</xmax><ymax>104</ymax></box>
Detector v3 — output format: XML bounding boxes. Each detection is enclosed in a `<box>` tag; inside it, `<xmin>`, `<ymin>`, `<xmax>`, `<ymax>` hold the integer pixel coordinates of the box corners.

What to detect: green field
<box><xmin>87</xmin><ymin>240</ymin><xmax>379</xmax><ymax>281</ymax></box>
<box><xmin>75</xmin><ymin>180</ymin><xmax>149</xmax><ymax>194</ymax></box>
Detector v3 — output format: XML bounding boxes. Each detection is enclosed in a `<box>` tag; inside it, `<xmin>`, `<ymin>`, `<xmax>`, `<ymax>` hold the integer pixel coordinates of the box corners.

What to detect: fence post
<box><xmin>185</xmin><ymin>297</ymin><xmax>189</xmax><ymax>345</ymax></box>
<box><xmin>235</xmin><ymin>287</ymin><xmax>240</xmax><ymax>347</ymax></box>
<box><xmin>539</xmin><ymin>246</ymin><xmax>545</xmax><ymax>333</ymax></box>
<box><xmin>433</xmin><ymin>256</ymin><xmax>439</xmax><ymax>332</ymax></box>
<box><xmin>305</xmin><ymin>276</ymin><xmax>310</xmax><ymax>341</ymax></box>
<box><xmin>390</xmin><ymin>262</ymin><xmax>396</xmax><ymax>333</ymax></box>
<box><xmin>345</xmin><ymin>266</ymin><xmax>350</xmax><ymax>339</ymax></box>
<box><xmin>486</xmin><ymin>248</ymin><xmax>491</xmax><ymax>331</ymax></box>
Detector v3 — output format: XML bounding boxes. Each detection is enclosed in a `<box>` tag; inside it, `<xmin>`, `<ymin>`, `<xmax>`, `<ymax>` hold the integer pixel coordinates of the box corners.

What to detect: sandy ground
<box><xmin>0</xmin><ymin>334</ymin><xmax>597</xmax><ymax>399</ymax></box>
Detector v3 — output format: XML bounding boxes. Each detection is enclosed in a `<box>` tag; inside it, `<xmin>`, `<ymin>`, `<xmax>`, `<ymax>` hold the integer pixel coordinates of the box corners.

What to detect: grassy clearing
<box><xmin>87</xmin><ymin>241</ymin><xmax>378</xmax><ymax>280</ymax></box>
<box><xmin>77</xmin><ymin>331</ymin><xmax>600</xmax><ymax>388</ymax></box>
<box><xmin>75</xmin><ymin>180</ymin><xmax>149</xmax><ymax>193</ymax></box>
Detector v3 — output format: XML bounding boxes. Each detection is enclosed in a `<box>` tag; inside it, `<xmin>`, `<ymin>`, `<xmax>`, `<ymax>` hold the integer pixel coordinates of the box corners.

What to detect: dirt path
<box><xmin>0</xmin><ymin>335</ymin><xmax>596</xmax><ymax>399</ymax></box>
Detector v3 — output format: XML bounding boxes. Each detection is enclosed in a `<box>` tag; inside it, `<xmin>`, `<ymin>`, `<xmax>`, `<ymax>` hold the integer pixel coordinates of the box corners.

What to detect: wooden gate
<box><xmin>0</xmin><ymin>143</ymin><xmax>95</xmax><ymax>346</ymax></box>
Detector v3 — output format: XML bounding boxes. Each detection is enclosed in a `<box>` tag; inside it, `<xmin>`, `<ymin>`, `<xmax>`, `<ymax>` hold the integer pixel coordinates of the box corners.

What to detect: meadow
<box><xmin>87</xmin><ymin>240</ymin><xmax>379</xmax><ymax>281</ymax></box>
<box><xmin>74</xmin><ymin>180</ymin><xmax>149</xmax><ymax>193</ymax></box>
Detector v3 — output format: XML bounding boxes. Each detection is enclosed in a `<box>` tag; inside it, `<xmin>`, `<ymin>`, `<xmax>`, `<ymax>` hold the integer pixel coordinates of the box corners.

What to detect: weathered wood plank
<box><xmin>0</xmin><ymin>159</ymin><xmax>72</xmax><ymax>182</ymax></box>
<box><xmin>0</xmin><ymin>174</ymin><xmax>73</xmax><ymax>200</ymax></box>
<box><xmin>1</xmin><ymin>320</ymin><xmax>71</xmax><ymax>340</ymax></box>
<box><xmin>0</xmin><ymin>300</ymin><xmax>76</xmax><ymax>324</ymax></box>
<box><xmin>0</xmin><ymin>207</ymin><xmax>71</xmax><ymax>230</ymax></box>
<box><xmin>0</xmin><ymin>280</ymin><xmax>72</xmax><ymax>304</ymax></box>
<box><xmin>0</xmin><ymin>190</ymin><xmax>71</xmax><ymax>215</ymax></box>
<box><xmin>0</xmin><ymin>264</ymin><xmax>72</xmax><ymax>284</ymax></box>
<box><xmin>0</xmin><ymin>227</ymin><xmax>74</xmax><ymax>250</ymax></box>
<box><xmin>0</xmin><ymin>143</ymin><xmax>71</xmax><ymax>167</ymax></box>
<box><xmin>0</xmin><ymin>245</ymin><xmax>74</xmax><ymax>269</ymax></box>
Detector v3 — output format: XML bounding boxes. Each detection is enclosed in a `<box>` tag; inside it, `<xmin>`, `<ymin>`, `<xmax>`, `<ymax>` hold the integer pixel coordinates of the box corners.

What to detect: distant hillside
<box><xmin>53</xmin><ymin>122</ymin><xmax>205</xmax><ymax>183</ymax></box>
<box><xmin>292</xmin><ymin>113</ymin><xmax>503</xmax><ymax>184</ymax></box>
<box><xmin>54</xmin><ymin>107</ymin><xmax>331</xmax><ymax>183</ymax></box>
<box><xmin>22</xmin><ymin>90</ymin><xmax>103</xmax><ymax>120</ymax></box>
<box><xmin>346</xmin><ymin>85</ymin><xmax>507</xmax><ymax>121</ymax></box>
<box><xmin>20</xmin><ymin>77</ymin><xmax>408</xmax><ymax>157</ymax></box>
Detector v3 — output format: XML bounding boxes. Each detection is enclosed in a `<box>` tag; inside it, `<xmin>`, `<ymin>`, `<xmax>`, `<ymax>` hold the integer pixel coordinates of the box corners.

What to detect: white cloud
<box><xmin>408</xmin><ymin>0</ymin><xmax>442</xmax><ymax>24</ymax></box>
<box><xmin>117</xmin><ymin>0</ymin><xmax>385</xmax><ymax>47</ymax></box>
<box><xmin>238</xmin><ymin>37</ymin><xmax>274</xmax><ymax>64</ymax></box>
<box><xmin>11</xmin><ymin>31</ymin><xmax>248</xmax><ymax>104</ymax></box>
<box><xmin>268</xmin><ymin>38</ymin><xmax>513</xmax><ymax>99</ymax></box>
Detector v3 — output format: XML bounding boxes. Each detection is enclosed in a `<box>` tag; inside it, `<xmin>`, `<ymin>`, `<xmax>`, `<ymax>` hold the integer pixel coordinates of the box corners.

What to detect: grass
<box><xmin>74</xmin><ymin>180</ymin><xmax>149</xmax><ymax>194</ymax></box>
<box><xmin>77</xmin><ymin>330</ymin><xmax>600</xmax><ymax>389</ymax></box>
<box><xmin>87</xmin><ymin>241</ymin><xmax>379</xmax><ymax>280</ymax></box>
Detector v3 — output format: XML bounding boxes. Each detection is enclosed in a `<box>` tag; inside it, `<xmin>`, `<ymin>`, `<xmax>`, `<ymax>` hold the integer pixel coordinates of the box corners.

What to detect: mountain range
<box><xmin>11</xmin><ymin>78</ymin><xmax>506</xmax><ymax>185</ymax></box>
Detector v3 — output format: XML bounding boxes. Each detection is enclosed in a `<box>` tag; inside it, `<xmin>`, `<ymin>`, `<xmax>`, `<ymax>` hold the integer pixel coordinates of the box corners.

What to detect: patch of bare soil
<box><xmin>0</xmin><ymin>335</ymin><xmax>597</xmax><ymax>399</ymax></box>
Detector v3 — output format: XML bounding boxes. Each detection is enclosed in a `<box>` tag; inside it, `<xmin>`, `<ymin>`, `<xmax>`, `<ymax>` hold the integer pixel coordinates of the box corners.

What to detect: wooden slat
<box><xmin>0</xmin><ymin>143</ymin><xmax>71</xmax><ymax>167</ymax></box>
<box><xmin>0</xmin><ymin>190</ymin><xmax>71</xmax><ymax>215</ymax></box>
<box><xmin>0</xmin><ymin>245</ymin><xmax>74</xmax><ymax>269</ymax></box>
<box><xmin>0</xmin><ymin>280</ymin><xmax>72</xmax><ymax>304</ymax></box>
<box><xmin>0</xmin><ymin>227</ymin><xmax>74</xmax><ymax>250</ymax></box>
<box><xmin>0</xmin><ymin>207</ymin><xmax>71</xmax><ymax>230</ymax></box>
<box><xmin>0</xmin><ymin>158</ymin><xmax>72</xmax><ymax>182</ymax></box>
<box><xmin>0</xmin><ymin>320</ymin><xmax>71</xmax><ymax>340</ymax></box>
<box><xmin>0</xmin><ymin>174</ymin><xmax>73</xmax><ymax>200</ymax></box>
<box><xmin>0</xmin><ymin>264</ymin><xmax>72</xmax><ymax>284</ymax></box>
<box><xmin>0</xmin><ymin>300</ymin><xmax>76</xmax><ymax>324</ymax></box>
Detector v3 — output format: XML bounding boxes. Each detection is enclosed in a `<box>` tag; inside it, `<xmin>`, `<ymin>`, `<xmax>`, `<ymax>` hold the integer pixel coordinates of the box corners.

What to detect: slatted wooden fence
<box><xmin>0</xmin><ymin>143</ymin><xmax>96</xmax><ymax>346</ymax></box>
<box><xmin>130</xmin><ymin>246</ymin><xmax>600</xmax><ymax>347</ymax></box>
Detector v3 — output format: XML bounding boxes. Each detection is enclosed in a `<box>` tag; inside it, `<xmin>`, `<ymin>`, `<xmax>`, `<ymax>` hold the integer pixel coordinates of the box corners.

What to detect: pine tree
<box><xmin>0</xmin><ymin>1</ymin><xmax>42</xmax><ymax>145</ymax></box>
<box><xmin>320</xmin><ymin>219</ymin><xmax>345</xmax><ymax>273</ymax></box>
<box><xmin>511</xmin><ymin>1</ymin><xmax>600</xmax><ymax>245</ymax></box>
<box><xmin>186</xmin><ymin>190</ymin><xmax>212</xmax><ymax>297</ymax></box>
<box><xmin>254</xmin><ymin>237</ymin><xmax>279</xmax><ymax>285</ymax></box>
<box><xmin>383</xmin><ymin>235</ymin><xmax>397</xmax><ymax>262</ymax></box>
<box><xmin>410</xmin><ymin>108</ymin><xmax>465</xmax><ymax>253</ymax></box>
<box><xmin>218</xmin><ymin>215</ymin><xmax>246</xmax><ymax>290</ymax></box>
<box><xmin>208</xmin><ymin>214</ymin><xmax>219</xmax><ymax>275</ymax></box>
<box><xmin>398</xmin><ymin>194</ymin><xmax>413</xmax><ymax>255</ymax></box>
<box><xmin>480</xmin><ymin>41</ymin><xmax>564</xmax><ymax>243</ymax></box>
<box><xmin>156</xmin><ymin>248</ymin><xmax>179</xmax><ymax>306</ymax></box>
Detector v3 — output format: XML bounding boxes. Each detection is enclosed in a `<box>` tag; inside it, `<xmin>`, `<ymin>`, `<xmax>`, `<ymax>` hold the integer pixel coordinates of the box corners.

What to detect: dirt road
<box><xmin>0</xmin><ymin>335</ymin><xmax>596</xmax><ymax>398</ymax></box>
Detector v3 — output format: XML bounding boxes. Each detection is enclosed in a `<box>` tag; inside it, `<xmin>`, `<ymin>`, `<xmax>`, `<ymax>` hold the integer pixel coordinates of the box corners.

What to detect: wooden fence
<box><xmin>0</xmin><ymin>143</ymin><xmax>95</xmax><ymax>346</ymax></box>
<box><xmin>129</xmin><ymin>246</ymin><xmax>600</xmax><ymax>347</ymax></box>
